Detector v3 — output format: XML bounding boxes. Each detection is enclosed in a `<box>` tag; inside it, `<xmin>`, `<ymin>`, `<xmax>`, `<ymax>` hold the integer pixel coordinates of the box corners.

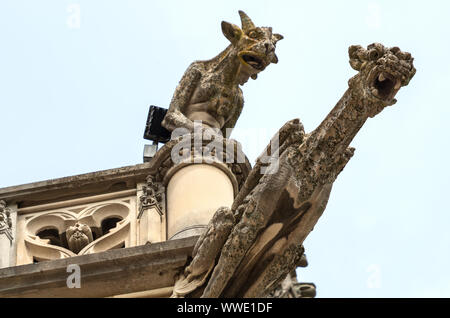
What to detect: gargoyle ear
<box><xmin>272</xmin><ymin>33</ymin><xmax>284</xmax><ymax>44</ymax></box>
<box><xmin>271</xmin><ymin>54</ymin><xmax>279</xmax><ymax>64</ymax></box>
<box><xmin>348</xmin><ymin>45</ymin><xmax>365</xmax><ymax>71</ymax></box>
<box><xmin>221</xmin><ymin>21</ymin><xmax>243</xmax><ymax>44</ymax></box>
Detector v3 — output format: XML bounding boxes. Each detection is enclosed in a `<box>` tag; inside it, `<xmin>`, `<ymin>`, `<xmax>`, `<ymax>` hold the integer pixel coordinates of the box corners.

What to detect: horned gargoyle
<box><xmin>171</xmin><ymin>43</ymin><xmax>415</xmax><ymax>298</ymax></box>
<box><xmin>162</xmin><ymin>10</ymin><xmax>283</xmax><ymax>136</ymax></box>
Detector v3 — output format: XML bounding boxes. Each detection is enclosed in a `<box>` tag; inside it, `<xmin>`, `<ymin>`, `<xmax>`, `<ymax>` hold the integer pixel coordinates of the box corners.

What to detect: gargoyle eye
<box><xmin>248</xmin><ymin>30</ymin><xmax>258</xmax><ymax>39</ymax></box>
<box><xmin>368</xmin><ymin>50</ymin><xmax>380</xmax><ymax>60</ymax></box>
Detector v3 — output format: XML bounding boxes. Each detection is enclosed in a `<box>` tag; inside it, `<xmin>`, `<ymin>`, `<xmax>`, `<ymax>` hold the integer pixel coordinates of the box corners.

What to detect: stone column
<box><xmin>166</xmin><ymin>163</ymin><xmax>235</xmax><ymax>240</ymax></box>
<box><xmin>0</xmin><ymin>200</ymin><xmax>16</xmax><ymax>269</ymax></box>
<box><xmin>149</xmin><ymin>132</ymin><xmax>250</xmax><ymax>241</ymax></box>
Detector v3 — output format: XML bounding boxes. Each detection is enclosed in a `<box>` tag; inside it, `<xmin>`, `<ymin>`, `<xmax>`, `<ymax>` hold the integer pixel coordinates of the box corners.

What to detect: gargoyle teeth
<box><xmin>371</xmin><ymin>88</ymin><xmax>379</xmax><ymax>96</ymax></box>
<box><xmin>378</xmin><ymin>73</ymin><xmax>386</xmax><ymax>82</ymax></box>
<box><xmin>241</xmin><ymin>54</ymin><xmax>264</xmax><ymax>70</ymax></box>
<box><xmin>394</xmin><ymin>80</ymin><xmax>401</xmax><ymax>90</ymax></box>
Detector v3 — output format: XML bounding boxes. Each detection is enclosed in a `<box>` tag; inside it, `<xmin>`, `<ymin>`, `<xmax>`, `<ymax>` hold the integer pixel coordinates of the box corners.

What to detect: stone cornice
<box><xmin>0</xmin><ymin>163</ymin><xmax>154</xmax><ymax>207</ymax></box>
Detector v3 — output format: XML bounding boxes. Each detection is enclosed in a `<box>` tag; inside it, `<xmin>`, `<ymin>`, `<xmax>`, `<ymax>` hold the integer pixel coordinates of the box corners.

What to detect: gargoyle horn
<box><xmin>239</xmin><ymin>10</ymin><xmax>255</xmax><ymax>32</ymax></box>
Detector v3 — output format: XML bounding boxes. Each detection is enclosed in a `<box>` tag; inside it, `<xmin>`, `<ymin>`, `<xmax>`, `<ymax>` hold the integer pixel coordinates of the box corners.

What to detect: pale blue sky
<box><xmin>1</xmin><ymin>1</ymin><xmax>449</xmax><ymax>297</ymax></box>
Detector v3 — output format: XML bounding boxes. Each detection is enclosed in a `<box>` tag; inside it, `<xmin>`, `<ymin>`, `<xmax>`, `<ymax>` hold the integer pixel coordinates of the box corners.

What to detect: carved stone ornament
<box><xmin>171</xmin><ymin>42</ymin><xmax>415</xmax><ymax>297</ymax></box>
<box><xmin>22</xmin><ymin>199</ymin><xmax>132</xmax><ymax>262</ymax></box>
<box><xmin>139</xmin><ymin>174</ymin><xmax>164</xmax><ymax>217</ymax></box>
<box><xmin>66</xmin><ymin>222</ymin><xmax>94</xmax><ymax>254</ymax></box>
<box><xmin>0</xmin><ymin>200</ymin><xmax>13</xmax><ymax>241</ymax></box>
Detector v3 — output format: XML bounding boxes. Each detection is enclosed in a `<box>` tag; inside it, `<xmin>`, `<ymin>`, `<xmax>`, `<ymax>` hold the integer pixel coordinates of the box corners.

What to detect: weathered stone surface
<box><xmin>0</xmin><ymin>236</ymin><xmax>198</xmax><ymax>297</ymax></box>
<box><xmin>162</xmin><ymin>10</ymin><xmax>283</xmax><ymax>136</ymax></box>
<box><xmin>139</xmin><ymin>174</ymin><xmax>165</xmax><ymax>217</ymax></box>
<box><xmin>176</xmin><ymin>43</ymin><xmax>415</xmax><ymax>298</ymax></box>
<box><xmin>66</xmin><ymin>222</ymin><xmax>94</xmax><ymax>254</ymax></box>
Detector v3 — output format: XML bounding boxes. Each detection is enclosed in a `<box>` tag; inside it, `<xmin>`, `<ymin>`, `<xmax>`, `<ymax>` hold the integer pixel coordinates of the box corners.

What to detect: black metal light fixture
<box><xmin>143</xmin><ymin>105</ymin><xmax>171</xmax><ymax>162</ymax></box>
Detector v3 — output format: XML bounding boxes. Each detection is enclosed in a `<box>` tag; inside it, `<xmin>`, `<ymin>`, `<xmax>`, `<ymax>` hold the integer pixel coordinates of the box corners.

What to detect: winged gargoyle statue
<box><xmin>168</xmin><ymin>12</ymin><xmax>416</xmax><ymax>298</ymax></box>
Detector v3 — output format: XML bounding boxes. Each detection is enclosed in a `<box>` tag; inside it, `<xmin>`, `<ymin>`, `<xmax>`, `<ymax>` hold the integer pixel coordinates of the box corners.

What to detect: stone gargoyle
<box><xmin>171</xmin><ymin>42</ymin><xmax>416</xmax><ymax>298</ymax></box>
<box><xmin>66</xmin><ymin>222</ymin><xmax>94</xmax><ymax>254</ymax></box>
<box><xmin>162</xmin><ymin>10</ymin><xmax>283</xmax><ymax>136</ymax></box>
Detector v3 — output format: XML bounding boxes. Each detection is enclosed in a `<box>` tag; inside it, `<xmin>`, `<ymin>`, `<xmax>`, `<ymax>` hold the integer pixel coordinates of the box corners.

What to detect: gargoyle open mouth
<box><xmin>370</xmin><ymin>71</ymin><xmax>401</xmax><ymax>101</ymax></box>
<box><xmin>239</xmin><ymin>52</ymin><xmax>265</xmax><ymax>71</ymax></box>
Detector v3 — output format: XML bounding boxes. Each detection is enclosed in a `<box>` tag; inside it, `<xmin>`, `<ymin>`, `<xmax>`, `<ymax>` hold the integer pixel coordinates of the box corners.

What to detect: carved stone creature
<box><xmin>174</xmin><ymin>43</ymin><xmax>415</xmax><ymax>298</ymax></box>
<box><xmin>348</xmin><ymin>43</ymin><xmax>415</xmax><ymax>116</ymax></box>
<box><xmin>66</xmin><ymin>222</ymin><xmax>94</xmax><ymax>254</ymax></box>
<box><xmin>162</xmin><ymin>11</ymin><xmax>283</xmax><ymax>136</ymax></box>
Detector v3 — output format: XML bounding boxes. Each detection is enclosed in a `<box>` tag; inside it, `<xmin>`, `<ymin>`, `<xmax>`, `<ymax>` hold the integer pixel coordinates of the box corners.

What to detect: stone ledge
<box><xmin>0</xmin><ymin>162</ymin><xmax>154</xmax><ymax>207</ymax></box>
<box><xmin>0</xmin><ymin>236</ymin><xmax>197</xmax><ymax>298</ymax></box>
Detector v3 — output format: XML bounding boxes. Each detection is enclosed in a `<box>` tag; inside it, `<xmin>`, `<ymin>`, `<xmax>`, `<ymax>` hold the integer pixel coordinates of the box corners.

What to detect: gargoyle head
<box><xmin>221</xmin><ymin>10</ymin><xmax>283</xmax><ymax>82</ymax></box>
<box><xmin>348</xmin><ymin>43</ymin><xmax>416</xmax><ymax>110</ymax></box>
<box><xmin>66</xmin><ymin>222</ymin><xmax>94</xmax><ymax>254</ymax></box>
